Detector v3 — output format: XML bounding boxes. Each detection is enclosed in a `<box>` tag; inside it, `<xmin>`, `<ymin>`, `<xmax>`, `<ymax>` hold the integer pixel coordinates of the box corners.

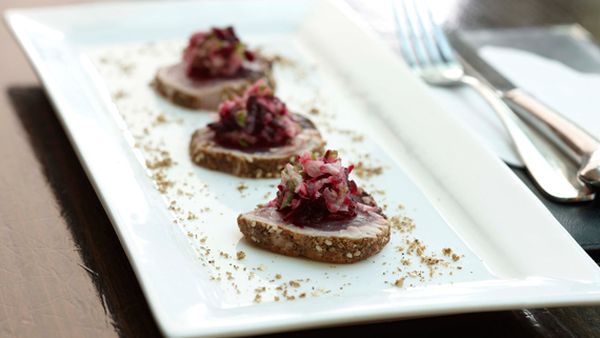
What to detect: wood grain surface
<box><xmin>2</xmin><ymin>0</ymin><xmax>600</xmax><ymax>337</ymax></box>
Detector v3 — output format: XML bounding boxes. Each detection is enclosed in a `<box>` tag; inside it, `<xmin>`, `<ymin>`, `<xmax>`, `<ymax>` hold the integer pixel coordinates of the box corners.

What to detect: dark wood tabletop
<box><xmin>2</xmin><ymin>0</ymin><xmax>600</xmax><ymax>337</ymax></box>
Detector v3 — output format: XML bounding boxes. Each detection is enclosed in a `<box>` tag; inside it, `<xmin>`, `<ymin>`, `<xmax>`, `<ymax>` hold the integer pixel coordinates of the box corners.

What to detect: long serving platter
<box><xmin>6</xmin><ymin>1</ymin><xmax>600</xmax><ymax>337</ymax></box>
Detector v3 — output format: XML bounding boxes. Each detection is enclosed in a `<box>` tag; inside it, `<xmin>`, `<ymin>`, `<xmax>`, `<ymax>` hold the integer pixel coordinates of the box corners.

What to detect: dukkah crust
<box><xmin>153</xmin><ymin>57</ymin><xmax>273</xmax><ymax>111</ymax></box>
<box><xmin>189</xmin><ymin>114</ymin><xmax>325</xmax><ymax>178</ymax></box>
<box><xmin>237</xmin><ymin>205</ymin><xmax>391</xmax><ymax>264</ymax></box>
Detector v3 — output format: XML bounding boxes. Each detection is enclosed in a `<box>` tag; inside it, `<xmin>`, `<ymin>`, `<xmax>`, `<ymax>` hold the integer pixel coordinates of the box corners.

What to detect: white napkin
<box><xmin>429</xmin><ymin>46</ymin><xmax>600</xmax><ymax>167</ymax></box>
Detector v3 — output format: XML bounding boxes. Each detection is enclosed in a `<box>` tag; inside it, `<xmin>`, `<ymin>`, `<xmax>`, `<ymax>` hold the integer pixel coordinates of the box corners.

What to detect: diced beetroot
<box><xmin>183</xmin><ymin>26</ymin><xmax>255</xmax><ymax>79</ymax></box>
<box><xmin>268</xmin><ymin>150</ymin><xmax>370</xmax><ymax>227</ymax></box>
<box><xmin>207</xmin><ymin>80</ymin><xmax>300</xmax><ymax>149</ymax></box>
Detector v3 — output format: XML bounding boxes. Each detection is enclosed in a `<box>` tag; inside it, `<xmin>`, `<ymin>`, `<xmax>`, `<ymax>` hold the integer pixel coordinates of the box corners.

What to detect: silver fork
<box><xmin>392</xmin><ymin>0</ymin><xmax>594</xmax><ymax>202</ymax></box>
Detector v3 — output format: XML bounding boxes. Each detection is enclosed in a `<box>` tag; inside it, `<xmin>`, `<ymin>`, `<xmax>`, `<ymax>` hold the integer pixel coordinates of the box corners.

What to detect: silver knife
<box><xmin>452</xmin><ymin>35</ymin><xmax>600</xmax><ymax>189</ymax></box>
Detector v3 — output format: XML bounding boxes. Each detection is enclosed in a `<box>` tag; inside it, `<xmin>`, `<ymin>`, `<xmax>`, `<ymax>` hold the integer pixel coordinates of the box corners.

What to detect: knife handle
<box><xmin>461</xmin><ymin>76</ymin><xmax>594</xmax><ymax>201</ymax></box>
<box><xmin>504</xmin><ymin>88</ymin><xmax>600</xmax><ymax>161</ymax></box>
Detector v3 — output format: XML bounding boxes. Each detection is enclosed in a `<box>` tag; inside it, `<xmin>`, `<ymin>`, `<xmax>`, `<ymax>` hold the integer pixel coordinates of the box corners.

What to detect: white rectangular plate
<box><xmin>7</xmin><ymin>1</ymin><xmax>600</xmax><ymax>337</ymax></box>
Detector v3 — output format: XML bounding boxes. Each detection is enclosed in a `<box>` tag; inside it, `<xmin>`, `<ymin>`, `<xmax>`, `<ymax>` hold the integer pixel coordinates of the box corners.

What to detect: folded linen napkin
<box><xmin>456</xmin><ymin>26</ymin><xmax>600</xmax><ymax>167</ymax></box>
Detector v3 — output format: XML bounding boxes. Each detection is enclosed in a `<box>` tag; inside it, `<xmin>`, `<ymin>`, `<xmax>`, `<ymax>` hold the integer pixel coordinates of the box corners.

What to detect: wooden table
<box><xmin>2</xmin><ymin>0</ymin><xmax>600</xmax><ymax>337</ymax></box>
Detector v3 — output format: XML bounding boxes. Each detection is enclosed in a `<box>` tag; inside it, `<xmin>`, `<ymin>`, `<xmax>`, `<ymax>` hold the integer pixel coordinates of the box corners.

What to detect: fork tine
<box><xmin>408</xmin><ymin>0</ymin><xmax>443</xmax><ymax>65</ymax></box>
<box><xmin>399</xmin><ymin>0</ymin><xmax>432</xmax><ymax>68</ymax></box>
<box><xmin>419</xmin><ymin>0</ymin><xmax>456</xmax><ymax>63</ymax></box>
<box><xmin>392</xmin><ymin>0</ymin><xmax>419</xmax><ymax>68</ymax></box>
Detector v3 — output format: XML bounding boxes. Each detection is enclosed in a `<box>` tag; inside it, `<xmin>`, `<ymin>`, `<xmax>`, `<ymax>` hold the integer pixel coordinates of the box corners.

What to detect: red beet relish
<box><xmin>269</xmin><ymin>150</ymin><xmax>373</xmax><ymax>227</ymax></box>
<box><xmin>207</xmin><ymin>80</ymin><xmax>300</xmax><ymax>150</ymax></box>
<box><xmin>183</xmin><ymin>26</ymin><xmax>256</xmax><ymax>79</ymax></box>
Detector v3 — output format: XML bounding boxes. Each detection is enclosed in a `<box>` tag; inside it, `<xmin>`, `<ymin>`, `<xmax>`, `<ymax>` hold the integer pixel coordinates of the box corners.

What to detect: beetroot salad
<box><xmin>269</xmin><ymin>150</ymin><xmax>378</xmax><ymax>227</ymax></box>
<box><xmin>208</xmin><ymin>80</ymin><xmax>301</xmax><ymax>149</ymax></box>
<box><xmin>183</xmin><ymin>26</ymin><xmax>256</xmax><ymax>79</ymax></box>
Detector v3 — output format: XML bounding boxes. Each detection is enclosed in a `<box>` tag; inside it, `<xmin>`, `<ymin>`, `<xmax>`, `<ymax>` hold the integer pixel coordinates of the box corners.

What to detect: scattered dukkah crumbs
<box><xmin>406</xmin><ymin>270</ymin><xmax>426</xmax><ymax>283</ymax></box>
<box><xmin>401</xmin><ymin>258</ymin><xmax>411</xmax><ymax>266</ymax></box>
<box><xmin>371</xmin><ymin>188</ymin><xmax>386</xmax><ymax>196</ymax></box>
<box><xmin>406</xmin><ymin>239</ymin><xmax>426</xmax><ymax>257</ymax></box>
<box><xmin>289</xmin><ymin>280</ymin><xmax>301</xmax><ymax>288</ymax></box>
<box><xmin>187</xmin><ymin>211</ymin><xmax>198</xmax><ymax>220</ymax></box>
<box><xmin>394</xmin><ymin>278</ymin><xmax>405</xmax><ymax>288</ymax></box>
<box><xmin>442</xmin><ymin>248</ymin><xmax>461</xmax><ymax>262</ymax></box>
<box><xmin>390</xmin><ymin>215</ymin><xmax>416</xmax><ymax>233</ymax></box>
<box><xmin>236</xmin><ymin>251</ymin><xmax>246</xmax><ymax>260</ymax></box>
<box><xmin>145</xmin><ymin>156</ymin><xmax>173</xmax><ymax>169</ymax></box>
<box><xmin>267</xmin><ymin>53</ymin><xmax>296</xmax><ymax>67</ymax></box>
<box><xmin>421</xmin><ymin>255</ymin><xmax>449</xmax><ymax>278</ymax></box>
<box><xmin>275</xmin><ymin>273</ymin><xmax>282</xmax><ymax>280</ymax></box>
<box><xmin>421</xmin><ymin>256</ymin><xmax>442</xmax><ymax>266</ymax></box>
<box><xmin>113</xmin><ymin>89</ymin><xmax>128</xmax><ymax>100</ymax></box>
<box><xmin>154</xmin><ymin>113</ymin><xmax>168</xmax><ymax>125</ymax></box>
<box><xmin>152</xmin><ymin>171</ymin><xmax>174</xmax><ymax>194</ymax></box>
<box><xmin>168</xmin><ymin>200</ymin><xmax>181</xmax><ymax>212</ymax></box>
<box><xmin>116</xmin><ymin>61</ymin><xmax>135</xmax><ymax>75</ymax></box>
<box><xmin>352</xmin><ymin>161</ymin><xmax>383</xmax><ymax>179</ymax></box>
<box><xmin>237</xmin><ymin>182</ymin><xmax>249</xmax><ymax>193</ymax></box>
<box><xmin>351</xmin><ymin>134</ymin><xmax>365</xmax><ymax>142</ymax></box>
<box><xmin>308</xmin><ymin>107</ymin><xmax>320</xmax><ymax>115</ymax></box>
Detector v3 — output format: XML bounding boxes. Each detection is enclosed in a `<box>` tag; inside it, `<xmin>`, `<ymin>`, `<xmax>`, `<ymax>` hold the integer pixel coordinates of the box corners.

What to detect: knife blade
<box><xmin>450</xmin><ymin>33</ymin><xmax>600</xmax><ymax>174</ymax></box>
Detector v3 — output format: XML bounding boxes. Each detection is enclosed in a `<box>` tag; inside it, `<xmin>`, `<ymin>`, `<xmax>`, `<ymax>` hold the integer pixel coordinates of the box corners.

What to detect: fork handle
<box><xmin>503</xmin><ymin>88</ymin><xmax>600</xmax><ymax>161</ymax></box>
<box><xmin>460</xmin><ymin>75</ymin><xmax>593</xmax><ymax>201</ymax></box>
